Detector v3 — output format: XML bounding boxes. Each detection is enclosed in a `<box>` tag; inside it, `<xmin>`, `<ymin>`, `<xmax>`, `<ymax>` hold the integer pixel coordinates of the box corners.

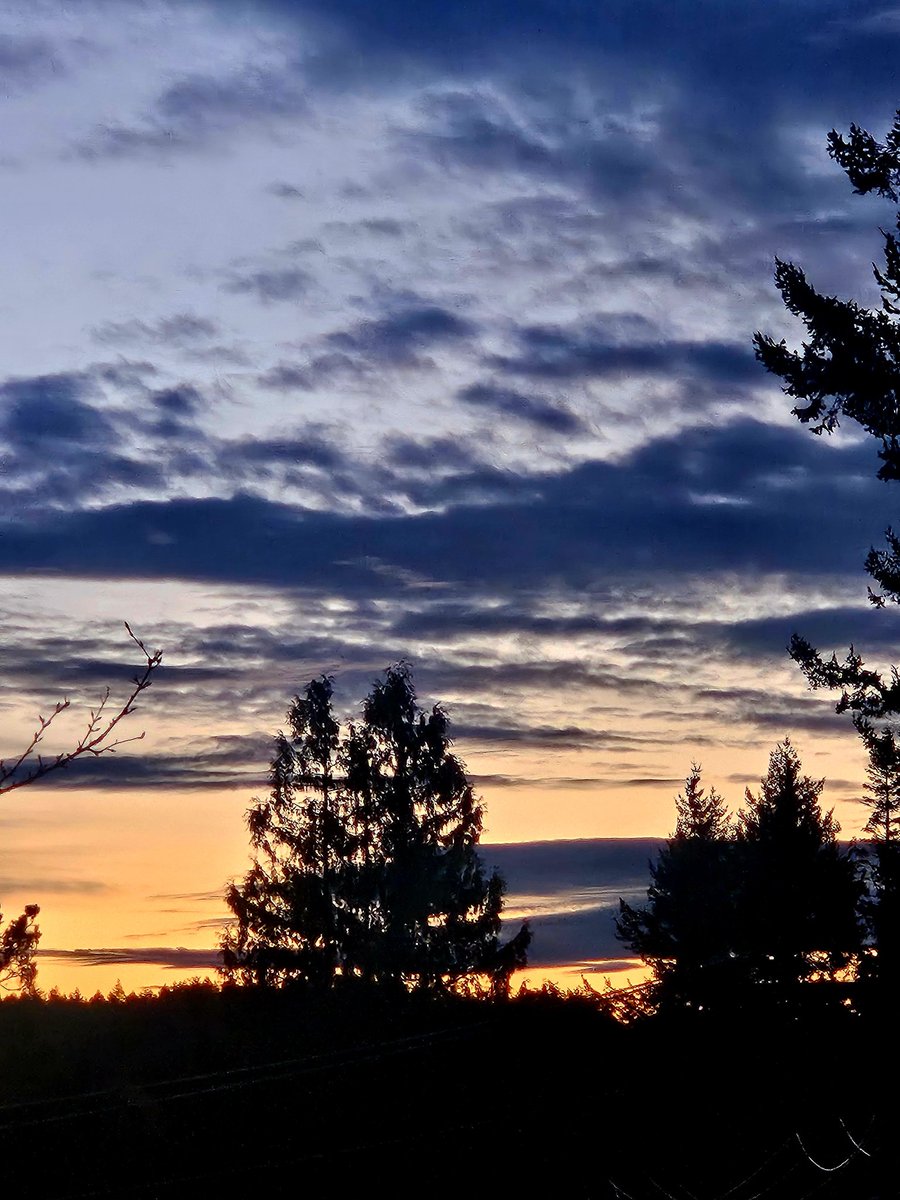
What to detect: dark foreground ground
<box><xmin>0</xmin><ymin>983</ymin><xmax>891</xmax><ymax>1199</ymax></box>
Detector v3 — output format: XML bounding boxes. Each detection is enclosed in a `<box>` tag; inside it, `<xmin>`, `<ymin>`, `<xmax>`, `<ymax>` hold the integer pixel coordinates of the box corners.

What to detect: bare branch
<box><xmin>0</xmin><ymin>622</ymin><xmax>163</xmax><ymax>796</ymax></box>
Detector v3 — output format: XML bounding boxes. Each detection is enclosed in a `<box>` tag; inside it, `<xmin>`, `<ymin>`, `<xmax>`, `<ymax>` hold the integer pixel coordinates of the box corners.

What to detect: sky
<box><xmin>2</xmin><ymin>0</ymin><xmax>900</xmax><ymax>995</ymax></box>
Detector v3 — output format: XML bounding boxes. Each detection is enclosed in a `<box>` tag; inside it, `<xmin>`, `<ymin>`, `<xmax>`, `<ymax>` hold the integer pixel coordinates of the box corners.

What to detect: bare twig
<box><xmin>0</xmin><ymin>622</ymin><xmax>163</xmax><ymax>796</ymax></box>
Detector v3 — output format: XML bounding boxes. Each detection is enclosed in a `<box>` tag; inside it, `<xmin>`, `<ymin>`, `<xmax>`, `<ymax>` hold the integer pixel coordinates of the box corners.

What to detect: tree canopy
<box><xmin>735</xmin><ymin>739</ymin><xmax>863</xmax><ymax>989</ymax></box>
<box><xmin>222</xmin><ymin>664</ymin><xmax>529</xmax><ymax>994</ymax></box>
<box><xmin>754</xmin><ymin>111</ymin><xmax>900</xmax><ymax>730</ymax></box>
<box><xmin>619</xmin><ymin>744</ymin><xmax>862</xmax><ymax>1011</ymax></box>
<box><xmin>616</xmin><ymin>764</ymin><xmax>736</xmax><ymax>1011</ymax></box>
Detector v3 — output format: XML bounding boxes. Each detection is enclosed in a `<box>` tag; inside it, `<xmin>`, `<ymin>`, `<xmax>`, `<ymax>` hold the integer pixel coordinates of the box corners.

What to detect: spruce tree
<box><xmin>734</xmin><ymin>739</ymin><xmax>863</xmax><ymax>992</ymax></box>
<box><xmin>222</xmin><ymin>664</ymin><xmax>529</xmax><ymax>993</ymax></box>
<box><xmin>617</xmin><ymin>764</ymin><xmax>736</xmax><ymax>1010</ymax></box>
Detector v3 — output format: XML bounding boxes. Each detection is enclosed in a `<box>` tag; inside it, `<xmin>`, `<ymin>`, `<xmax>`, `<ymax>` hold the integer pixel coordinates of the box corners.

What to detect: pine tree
<box><xmin>674</xmin><ymin>761</ymin><xmax>731</xmax><ymax>841</ymax></box>
<box><xmin>617</xmin><ymin>764</ymin><xmax>736</xmax><ymax>1011</ymax></box>
<box><xmin>734</xmin><ymin>739</ymin><xmax>863</xmax><ymax>991</ymax></box>
<box><xmin>222</xmin><ymin>664</ymin><xmax>529</xmax><ymax>993</ymax></box>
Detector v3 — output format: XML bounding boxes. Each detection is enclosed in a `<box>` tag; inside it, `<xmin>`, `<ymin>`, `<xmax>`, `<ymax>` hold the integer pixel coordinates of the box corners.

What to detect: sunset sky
<box><xmin>3</xmin><ymin>0</ymin><xmax>900</xmax><ymax>995</ymax></box>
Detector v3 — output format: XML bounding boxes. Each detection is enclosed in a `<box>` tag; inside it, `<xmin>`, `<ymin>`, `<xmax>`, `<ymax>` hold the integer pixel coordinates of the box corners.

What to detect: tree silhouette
<box><xmin>734</xmin><ymin>739</ymin><xmax>863</xmax><ymax>991</ymax></box>
<box><xmin>0</xmin><ymin>624</ymin><xmax>162</xmax><ymax>993</ymax></box>
<box><xmin>617</xmin><ymin>764</ymin><xmax>737</xmax><ymax>1011</ymax></box>
<box><xmin>754</xmin><ymin>111</ymin><xmax>900</xmax><ymax>728</ymax></box>
<box><xmin>620</xmin><ymin>747</ymin><xmax>863</xmax><ymax>1011</ymax></box>
<box><xmin>0</xmin><ymin>623</ymin><xmax>162</xmax><ymax>796</ymax></box>
<box><xmin>0</xmin><ymin>903</ymin><xmax>39</xmax><ymax>993</ymax></box>
<box><xmin>857</xmin><ymin>727</ymin><xmax>900</xmax><ymax>988</ymax></box>
<box><xmin>222</xmin><ymin>664</ymin><xmax>529</xmax><ymax>994</ymax></box>
<box><xmin>754</xmin><ymin>111</ymin><xmax>900</xmax><ymax>997</ymax></box>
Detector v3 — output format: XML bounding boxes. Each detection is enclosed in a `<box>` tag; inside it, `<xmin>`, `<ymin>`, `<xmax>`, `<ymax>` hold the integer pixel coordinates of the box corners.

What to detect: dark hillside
<box><xmin>0</xmin><ymin>985</ymin><xmax>890</xmax><ymax>1198</ymax></box>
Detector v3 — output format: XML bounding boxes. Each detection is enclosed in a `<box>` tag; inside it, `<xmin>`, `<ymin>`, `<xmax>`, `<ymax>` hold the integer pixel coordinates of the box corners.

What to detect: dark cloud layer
<box><xmin>0</xmin><ymin>418</ymin><xmax>884</xmax><ymax>590</ymax></box>
<box><xmin>486</xmin><ymin>328</ymin><xmax>759</xmax><ymax>389</ymax></box>
<box><xmin>277</xmin><ymin>0</ymin><xmax>900</xmax><ymax>122</ymax></box>
<box><xmin>236</xmin><ymin>0</ymin><xmax>900</xmax><ymax>245</ymax></box>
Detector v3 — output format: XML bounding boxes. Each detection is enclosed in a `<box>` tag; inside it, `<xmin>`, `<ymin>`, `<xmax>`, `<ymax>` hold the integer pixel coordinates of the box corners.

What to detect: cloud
<box><xmin>274</xmin><ymin>0</ymin><xmax>900</xmax><ymax>139</ymax></box>
<box><xmin>75</xmin><ymin>59</ymin><xmax>310</xmax><ymax>160</ymax></box>
<box><xmin>22</xmin><ymin>733</ymin><xmax>271</xmax><ymax>793</ymax></box>
<box><xmin>721</xmin><ymin>606</ymin><xmax>900</xmax><ymax>660</ymax></box>
<box><xmin>221</xmin><ymin>431</ymin><xmax>347</xmax><ymax>473</ymax></box>
<box><xmin>404</xmin><ymin>87</ymin><xmax>689</xmax><ymax>214</ymax></box>
<box><xmin>0</xmin><ymin>372</ymin><xmax>103</xmax><ymax>447</ymax></box>
<box><xmin>384</xmin><ymin>434</ymin><xmax>485</xmax><ymax>473</ymax></box>
<box><xmin>486</xmin><ymin>322</ymin><xmax>759</xmax><ymax>390</ymax></box>
<box><xmin>357</xmin><ymin>218</ymin><xmax>408</xmax><ymax>237</ymax></box>
<box><xmin>325</xmin><ymin>303</ymin><xmax>476</xmax><ymax>366</ymax></box>
<box><xmin>267</xmin><ymin>181</ymin><xmax>304</xmax><ymax>198</ymax></box>
<box><xmin>0</xmin><ymin>372</ymin><xmax>138</xmax><ymax>495</ymax></box>
<box><xmin>0</xmin><ymin>34</ymin><xmax>67</xmax><ymax>92</ymax></box>
<box><xmin>38</xmin><ymin>946</ymin><xmax>220</xmax><ymax>970</ymax></box>
<box><xmin>692</xmin><ymin>686</ymin><xmax>855</xmax><ymax>738</ymax></box>
<box><xmin>471</xmin><ymin>774</ymin><xmax>682</xmax><ymax>790</ymax></box>
<box><xmin>0</xmin><ymin>417</ymin><xmax>884</xmax><ymax>591</ymax></box>
<box><xmin>92</xmin><ymin>314</ymin><xmax>219</xmax><ymax>347</ymax></box>
<box><xmin>253</xmin><ymin>301</ymin><xmax>480</xmax><ymax>395</ymax></box>
<box><xmin>257</xmin><ymin>355</ymin><xmax>363</xmax><ymax>392</ymax></box>
<box><xmin>454</xmin><ymin>722</ymin><xmax>651</xmax><ymax>751</ymax></box>
<box><xmin>457</xmin><ymin>381</ymin><xmax>585</xmax><ymax>434</ymax></box>
<box><xmin>90</xmin><ymin>361</ymin><xmax>159</xmax><ymax>393</ymax></box>
<box><xmin>0</xmin><ymin>878</ymin><xmax>110</xmax><ymax>896</ymax></box>
<box><xmin>157</xmin><ymin>65</ymin><xmax>308</xmax><ymax>125</ymax></box>
<box><xmin>151</xmin><ymin>385</ymin><xmax>206</xmax><ymax>418</ymax></box>
<box><xmin>481</xmin><ymin>837</ymin><xmax>662</xmax><ymax>964</ymax></box>
<box><xmin>221</xmin><ymin>267</ymin><xmax>314</xmax><ymax>303</ymax></box>
<box><xmin>147</xmin><ymin>890</ymin><xmax>224</xmax><ymax>903</ymax></box>
<box><xmin>0</xmin><ymin>370</ymin><xmax>169</xmax><ymax>510</ymax></box>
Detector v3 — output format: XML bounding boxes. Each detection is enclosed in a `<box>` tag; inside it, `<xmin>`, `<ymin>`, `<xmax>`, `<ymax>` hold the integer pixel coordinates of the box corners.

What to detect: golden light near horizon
<box><xmin>0</xmin><ymin>559</ymin><xmax>879</xmax><ymax>998</ymax></box>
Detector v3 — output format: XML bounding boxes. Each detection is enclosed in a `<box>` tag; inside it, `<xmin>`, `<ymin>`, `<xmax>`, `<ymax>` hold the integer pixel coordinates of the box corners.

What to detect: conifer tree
<box><xmin>620</xmin><ymin>748</ymin><xmax>863</xmax><ymax>1011</ymax></box>
<box><xmin>754</xmin><ymin>111</ymin><xmax>900</xmax><ymax>729</ymax></box>
<box><xmin>754</xmin><ymin>112</ymin><xmax>900</xmax><ymax>995</ymax></box>
<box><xmin>734</xmin><ymin>739</ymin><xmax>863</xmax><ymax>990</ymax></box>
<box><xmin>222</xmin><ymin>664</ymin><xmax>529</xmax><ymax>993</ymax></box>
<box><xmin>859</xmin><ymin>727</ymin><xmax>900</xmax><ymax>987</ymax></box>
<box><xmin>617</xmin><ymin>764</ymin><xmax>736</xmax><ymax>1010</ymax></box>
